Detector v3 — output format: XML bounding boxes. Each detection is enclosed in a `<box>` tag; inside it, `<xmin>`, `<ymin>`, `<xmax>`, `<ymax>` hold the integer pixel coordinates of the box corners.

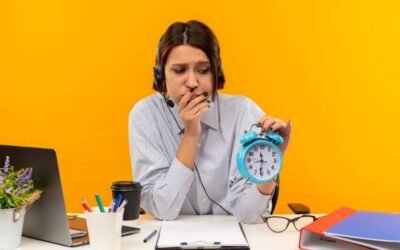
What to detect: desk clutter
<box><xmin>81</xmin><ymin>181</ymin><xmax>142</xmax><ymax>221</ymax></box>
<box><xmin>299</xmin><ymin>207</ymin><xmax>400</xmax><ymax>250</ymax></box>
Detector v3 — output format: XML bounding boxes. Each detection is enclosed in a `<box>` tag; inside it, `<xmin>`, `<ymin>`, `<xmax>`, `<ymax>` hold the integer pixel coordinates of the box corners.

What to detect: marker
<box><xmin>117</xmin><ymin>198</ymin><xmax>128</xmax><ymax>212</ymax></box>
<box><xmin>112</xmin><ymin>193</ymin><xmax>122</xmax><ymax>212</ymax></box>
<box><xmin>143</xmin><ymin>229</ymin><xmax>158</xmax><ymax>243</ymax></box>
<box><xmin>95</xmin><ymin>194</ymin><xmax>105</xmax><ymax>213</ymax></box>
<box><xmin>81</xmin><ymin>199</ymin><xmax>93</xmax><ymax>212</ymax></box>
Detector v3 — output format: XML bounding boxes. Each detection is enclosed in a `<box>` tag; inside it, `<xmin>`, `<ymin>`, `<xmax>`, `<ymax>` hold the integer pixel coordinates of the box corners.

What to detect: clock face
<box><xmin>245</xmin><ymin>142</ymin><xmax>281</xmax><ymax>180</ymax></box>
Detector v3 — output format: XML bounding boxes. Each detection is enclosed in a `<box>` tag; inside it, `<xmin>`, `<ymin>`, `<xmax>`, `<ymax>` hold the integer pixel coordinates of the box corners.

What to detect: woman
<box><xmin>129</xmin><ymin>20</ymin><xmax>291</xmax><ymax>223</ymax></box>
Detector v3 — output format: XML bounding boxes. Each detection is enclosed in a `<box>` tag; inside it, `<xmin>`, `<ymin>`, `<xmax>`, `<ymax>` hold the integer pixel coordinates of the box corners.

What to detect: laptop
<box><xmin>0</xmin><ymin>145</ymin><xmax>140</xmax><ymax>247</ymax></box>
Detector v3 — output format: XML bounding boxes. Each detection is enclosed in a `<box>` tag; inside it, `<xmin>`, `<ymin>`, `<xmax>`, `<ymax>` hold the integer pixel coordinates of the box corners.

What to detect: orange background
<box><xmin>1</xmin><ymin>0</ymin><xmax>399</xmax><ymax>213</ymax></box>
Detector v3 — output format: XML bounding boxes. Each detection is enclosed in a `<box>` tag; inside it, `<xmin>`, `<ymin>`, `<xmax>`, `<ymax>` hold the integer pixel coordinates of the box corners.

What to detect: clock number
<box><xmin>267</xmin><ymin>170</ymin><xmax>270</xmax><ymax>176</ymax></box>
<box><xmin>271</xmin><ymin>165</ymin><xmax>275</xmax><ymax>170</ymax></box>
<box><xmin>260</xmin><ymin>145</ymin><xmax>265</xmax><ymax>150</ymax></box>
<box><xmin>272</xmin><ymin>152</ymin><xmax>276</xmax><ymax>157</ymax></box>
<box><xmin>247</xmin><ymin>158</ymin><xmax>251</xmax><ymax>163</ymax></box>
<box><xmin>254</xmin><ymin>146</ymin><xmax>258</xmax><ymax>152</ymax></box>
<box><xmin>249</xmin><ymin>165</ymin><xmax>253</xmax><ymax>170</ymax></box>
<box><xmin>260</xmin><ymin>171</ymin><xmax>263</xmax><ymax>177</ymax></box>
<box><xmin>268</xmin><ymin>146</ymin><xmax>271</xmax><ymax>152</ymax></box>
<box><xmin>249</xmin><ymin>152</ymin><xmax>254</xmax><ymax>157</ymax></box>
<box><xmin>273</xmin><ymin>158</ymin><xmax>277</xmax><ymax>163</ymax></box>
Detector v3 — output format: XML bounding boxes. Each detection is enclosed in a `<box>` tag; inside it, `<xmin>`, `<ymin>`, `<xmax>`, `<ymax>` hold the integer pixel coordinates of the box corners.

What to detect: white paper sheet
<box><xmin>157</xmin><ymin>220</ymin><xmax>249</xmax><ymax>248</ymax></box>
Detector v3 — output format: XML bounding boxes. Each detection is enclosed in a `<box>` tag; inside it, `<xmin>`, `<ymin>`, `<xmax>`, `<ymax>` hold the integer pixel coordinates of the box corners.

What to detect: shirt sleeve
<box><xmin>226</xmin><ymin>97</ymin><xmax>274</xmax><ymax>224</ymax></box>
<box><xmin>128</xmin><ymin>101</ymin><xmax>194</xmax><ymax>220</ymax></box>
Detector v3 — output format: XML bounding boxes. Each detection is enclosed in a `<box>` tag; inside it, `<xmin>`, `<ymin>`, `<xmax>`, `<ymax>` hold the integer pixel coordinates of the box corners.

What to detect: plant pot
<box><xmin>0</xmin><ymin>207</ymin><xmax>26</xmax><ymax>250</ymax></box>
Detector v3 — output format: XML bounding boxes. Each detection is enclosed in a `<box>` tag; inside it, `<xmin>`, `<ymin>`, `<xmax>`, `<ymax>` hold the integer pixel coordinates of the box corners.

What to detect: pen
<box><xmin>95</xmin><ymin>193</ymin><xmax>105</xmax><ymax>213</ymax></box>
<box><xmin>81</xmin><ymin>198</ymin><xmax>93</xmax><ymax>212</ymax></box>
<box><xmin>112</xmin><ymin>193</ymin><xmax>122</xmax><ymax>213</ymax></box>
<box><xmin>107</xmin><ymin>198</ymin><xmax>116</xmax><ymax>213</ymax></box>
<box><xmin>143</xmin><ymin>229</ymin><xmax>157</xmax><ymax>243</ymax></box>
<box><xmin>117</xmin><ymin>198</ymin><xmax>128</xmax><ymax>212</ymax></box>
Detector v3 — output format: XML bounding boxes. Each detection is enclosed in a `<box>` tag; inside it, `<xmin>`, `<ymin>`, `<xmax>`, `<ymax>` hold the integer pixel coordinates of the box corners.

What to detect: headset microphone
<box><xmin>163</xmin><ymin>95</ymin><xmax>175</xmax><ymax>108</ymax></box>
<box><xmin>166</xmin><ymin>98</ymin><xmax>175</xmax><ymax>108</ymax></box>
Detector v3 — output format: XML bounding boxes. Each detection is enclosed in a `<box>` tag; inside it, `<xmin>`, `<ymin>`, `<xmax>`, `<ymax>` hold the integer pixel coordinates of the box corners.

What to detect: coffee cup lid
<box><xmin>111</xmin><ymin>181</ymin><xmax>141</xmax><ymax>191</ymax></box>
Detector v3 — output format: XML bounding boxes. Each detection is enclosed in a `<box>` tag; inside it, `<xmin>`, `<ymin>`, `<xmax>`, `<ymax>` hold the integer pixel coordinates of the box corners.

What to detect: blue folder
<box><xmin>326</xmin><ymin>211</ymin><xmax>400</xmax><ymax>242</ymax></box>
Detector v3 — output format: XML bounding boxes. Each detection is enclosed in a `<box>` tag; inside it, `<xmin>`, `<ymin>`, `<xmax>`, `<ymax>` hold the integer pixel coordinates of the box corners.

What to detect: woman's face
<box><xmin>164</xmin><ymin>45</ymin><xmax>213</xmax><ymax>105</ymax></box>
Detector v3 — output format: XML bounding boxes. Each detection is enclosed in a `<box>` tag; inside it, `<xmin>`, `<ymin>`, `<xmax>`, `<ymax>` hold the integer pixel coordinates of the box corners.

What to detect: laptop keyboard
<box><xmin>69</xmin><ymin>229</ymin><xmax>87</xmax><ymax>239</ymax></box>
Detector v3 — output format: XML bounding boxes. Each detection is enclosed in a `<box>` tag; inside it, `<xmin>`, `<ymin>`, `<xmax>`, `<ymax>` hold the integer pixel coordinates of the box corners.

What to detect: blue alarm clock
<box><xmin>236</xmin><ymin>124</ymin><xmax>284</xmax><ymax>184</ymax></box>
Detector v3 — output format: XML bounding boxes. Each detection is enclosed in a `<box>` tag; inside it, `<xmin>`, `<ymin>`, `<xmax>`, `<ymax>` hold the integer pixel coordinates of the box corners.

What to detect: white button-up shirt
<box><xmin>129</xmin><ymin>93</ymin><xmax>273</xmax><ymax>223</ymax></box>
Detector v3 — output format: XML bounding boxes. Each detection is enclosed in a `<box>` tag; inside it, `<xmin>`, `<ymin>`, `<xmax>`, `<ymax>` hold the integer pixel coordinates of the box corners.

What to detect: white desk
<box><xmin>18</xmin><ymin>214</ymin><xmax>301</xmax><ymax>250</ymax></box>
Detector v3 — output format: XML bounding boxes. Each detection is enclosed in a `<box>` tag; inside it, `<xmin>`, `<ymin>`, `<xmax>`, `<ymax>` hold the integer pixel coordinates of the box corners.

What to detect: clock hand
<box><xmin>255</xmin><ymin>159</ymin><xmax>267</xmax><ymax>163</ymax></box>
<box><xmin>247</xmin><ymin>157</ymin><xmax>260</xmax><ymax>162</ymax></box>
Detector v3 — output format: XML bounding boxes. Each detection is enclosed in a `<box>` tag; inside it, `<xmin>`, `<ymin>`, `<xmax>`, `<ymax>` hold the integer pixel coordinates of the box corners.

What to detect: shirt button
<box><xmin>187</xmin><ymin>182</ymin><xmax>192</xmax><ymax>186</ymax></box>
<box><xmin>175</xmin><ymin>208</ymin><xmax>179</xmax><ymax>212</ymax></box>
<box><xmin>201</xmin><ymin>198</ymin><xmax>206</xmax><ymax>202</ymax></box>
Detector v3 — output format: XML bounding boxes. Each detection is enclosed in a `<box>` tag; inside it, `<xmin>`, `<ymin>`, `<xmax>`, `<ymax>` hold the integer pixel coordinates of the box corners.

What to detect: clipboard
<box><xmin>155</xmin><ymin>219</ymin><xmax>250</xmax><ymax>249</ymax></box>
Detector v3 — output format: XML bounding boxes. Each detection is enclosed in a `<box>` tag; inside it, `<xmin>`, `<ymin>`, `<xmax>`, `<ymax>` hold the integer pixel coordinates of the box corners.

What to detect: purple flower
<box><xmin>3</xmin><ymin>156</ymin><xmax>10</xmax><ymax>173</ymax></box>
<box><xmin>27</xmin><ymin>168</ymin><xmax>33</xmax><ymax>180</ymax></box>
<box><xmin>18</xmin><ymin>168</ymin><xmax>29</xmax><ymax>179</ymax></box>
<box><xmin>17</xmin><ymin>168</ymin><xmax>33</xmax><ymax>183</ymax></box>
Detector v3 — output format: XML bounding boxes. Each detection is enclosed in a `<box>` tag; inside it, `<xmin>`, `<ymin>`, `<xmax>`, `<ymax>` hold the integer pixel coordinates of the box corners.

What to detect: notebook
<box><xmin>0</xmin><ymin>145</ymin><xmax>140</xmax><ymax>247</ymax></box>
<box><xmin>156</xmin><ymin>218</ymin><xmax>250</xmax><ymax>249</ymax></box>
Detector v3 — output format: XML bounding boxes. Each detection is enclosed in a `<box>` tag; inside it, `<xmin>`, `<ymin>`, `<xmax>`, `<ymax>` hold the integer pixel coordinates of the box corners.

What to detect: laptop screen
<box><xmin>0</xmin><ymin>145</ymin><xmax>75</xmax><ymax>246</ymax></box>
<box><xmin>1</xmin><ymin>145</ymin><xmax>140</xmax><ymax>247</ymax></box>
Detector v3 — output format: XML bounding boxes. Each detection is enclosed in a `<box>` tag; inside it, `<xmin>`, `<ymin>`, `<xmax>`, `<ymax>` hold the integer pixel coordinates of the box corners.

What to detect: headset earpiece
<box><xmin>153</xmin><ymin>64</ymin><xmax>164</xmax><ymax>92</ymax></box>
<box><xmin>153</xmin><ymin>40</ymin><xmax>165</xmax><ymax>92</ymax></box>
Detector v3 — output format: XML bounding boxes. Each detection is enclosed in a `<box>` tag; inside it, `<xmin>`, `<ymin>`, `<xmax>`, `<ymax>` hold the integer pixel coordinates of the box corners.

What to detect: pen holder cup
<box><xmin>85</xmin><ymin>207</ymin><xmax>124</xmax><ymax>250</ymax></box>
<box><xmin>111</xmin><ymin>181</ymin><xmax>141</xmax><ymax>221</ymax></box>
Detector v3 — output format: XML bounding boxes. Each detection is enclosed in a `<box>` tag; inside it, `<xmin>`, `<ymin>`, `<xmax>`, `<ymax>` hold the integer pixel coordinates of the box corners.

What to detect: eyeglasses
<box><xmin>262</xmin><ymin>214</ymin><xmax>317</xmax><ymax>233</ymax></box>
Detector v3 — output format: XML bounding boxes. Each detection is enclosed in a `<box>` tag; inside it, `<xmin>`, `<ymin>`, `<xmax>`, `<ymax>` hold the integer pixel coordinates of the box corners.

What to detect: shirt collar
<box><xmin>201</xmin><ymin>94</ymin><xmax>220</xmax><ymax>131</ymax></box>
<box><xmin>166</xmin><ymin>93</ymin><xmax>220</xmax><ymax>135</ymax></box>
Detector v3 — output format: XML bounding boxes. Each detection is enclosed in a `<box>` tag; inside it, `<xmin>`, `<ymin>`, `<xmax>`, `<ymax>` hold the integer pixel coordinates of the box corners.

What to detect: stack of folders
<box><xmin>155</xmin><ymin>219</ymin><xmax>250</xmax><ymax>249</ymax></box>
<box><xmin>299</xmin><ymin>207</ymin><xmax>400</xmax><ymax>250</ymax></box>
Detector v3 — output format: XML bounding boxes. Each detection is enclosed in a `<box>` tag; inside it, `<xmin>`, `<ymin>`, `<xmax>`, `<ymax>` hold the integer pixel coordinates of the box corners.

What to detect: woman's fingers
<box><xmin>179</xmin><ymin>91</ymin><xmax>193</xmax><ymax>111</ymax></box>
<box><xmin>259</xmin><ymin>116</ymin><xmax>279</xmax><ymax>132</ymax></box>
<box><xmin>258</xmin><ymin>116</ymin><xmax>269</xmax><ymax>126</ymax></box>
<box><xmin>269</xmin><ymin>120</ymin><xmax>286</xmax><ymax>132</ymax></box>
<box><xmin>259</xmin><ymin>115</ymin><xmax>291</xmax><ymax>134</ymax></box>
<box><xmin>261</xmin><ymin>117</ymin><xmax>277</xmax><ymax>132</ymax></box>
<box><xmin>179</xmin><ymin>94</ymin><xmax>209</xmax><ymax>121</ymax></box>
<box><xmin>185</xmin><ymin>93</ymin><xmax>208</xmax><ymax>111</ymax></box>
<box><xmin>183</xmin><ymin>101</ymin><xmax>209</xmax><ymax>119</ymax></box>
<box><xmin>192</xmin><ymin>101</ymin><xmax>209</xmax><ymax>117</ymax></box>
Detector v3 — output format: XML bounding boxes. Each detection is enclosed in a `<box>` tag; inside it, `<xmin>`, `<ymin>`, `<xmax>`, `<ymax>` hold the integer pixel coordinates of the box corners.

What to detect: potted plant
<box><xmin>0</xmin><ymin>156</ymin><xmax>41</xmax><ymax>250</ymax></box>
